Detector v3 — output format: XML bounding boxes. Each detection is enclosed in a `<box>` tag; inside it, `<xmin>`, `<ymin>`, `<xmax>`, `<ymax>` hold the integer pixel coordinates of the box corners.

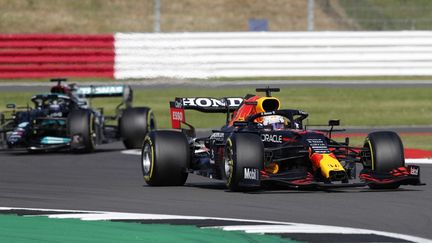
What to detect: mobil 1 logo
<box><xmin>244</xmin><ymin>168</ymin><xmax>259</xmax><ymax>180</ymax></box>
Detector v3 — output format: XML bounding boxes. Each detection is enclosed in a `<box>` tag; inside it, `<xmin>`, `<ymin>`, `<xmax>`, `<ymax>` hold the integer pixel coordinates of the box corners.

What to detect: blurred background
<box><xmin>1</xmin><ymin>0</ymin><xmax>432</xmax><ymax>33</ymax></box>
<box><xmin>0</xmin><ymin>0</ymin><xmax>431</xmax><ymax>134</ymax></box>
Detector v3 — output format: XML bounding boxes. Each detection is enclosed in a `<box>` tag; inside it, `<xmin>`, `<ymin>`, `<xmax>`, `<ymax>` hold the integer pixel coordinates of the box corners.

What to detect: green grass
<box><xmin>0</xmin><ymin>0</ymin><xmax>328</xmax><ymax>33</ymax></box>
<box><xmin>0</xmin><ymin>0</ymin><xmax>153</xmax><ymax>33</ymax></box>
<box><xmin>1</xmin><ymin>87</ymin><xmax>431</xmax><ymax>128</ymax></box>
<box><xmin>340</xmin><ymin>0</ymin><xmax>432</xmax><ymax>30</ymax></box>
<box><xmin>130</xmin><ymin>87</ymin><xmax>432</xmax><ymax>129</ymax></box>
<box><xmin>1</xmin><ymin>87</ymin><xmax>431</xmax><ymax>150</ymax></box>
<box><xmin>1</xmin><ymin>0</ymin><xmax>431</xmax><ymax>33</ymax></box>
<box><xmin>400</xmin><ymin>135</ymin><xmax>432</xmax><ymax>151</ymax></box>
<box><xmin>0</xmin><ymin>215</ymin><xmax>291</xmax><ymax>243</ymax></box>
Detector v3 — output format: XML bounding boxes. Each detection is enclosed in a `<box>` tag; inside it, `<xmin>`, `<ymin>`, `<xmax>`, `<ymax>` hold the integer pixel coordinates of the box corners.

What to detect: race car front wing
<box><xmin>259</xmin><ymin>165</ymin><xmax>424</xmax><ymax>190</ymax></box>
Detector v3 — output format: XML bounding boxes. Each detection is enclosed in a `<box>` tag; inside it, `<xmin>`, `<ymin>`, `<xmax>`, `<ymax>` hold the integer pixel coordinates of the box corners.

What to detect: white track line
<box><xmin>121</xmin><ymin>149</ymin><xmax>141</xmax><ymax>155</ymax></box>
<box><xmin>208</xmin><ymin>224</ymin><xmax>432</xmax><ymax>243</ymax></box>
<box><xmin>406</xmin><ymin>158</ymin><xmax>432</xmax><ymax>164</ymax></box>
<box><xmin>0</xmin><ymin>207</ymin><xmax>430</xmax><ymax>242</ymax></box>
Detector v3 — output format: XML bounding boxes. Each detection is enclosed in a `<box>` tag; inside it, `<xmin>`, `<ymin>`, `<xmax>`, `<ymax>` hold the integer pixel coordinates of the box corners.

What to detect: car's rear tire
<box><xmin>224</xmin><ymin>133</ymin><xmax>264</xmax><ymax>192</ymax></box>
<box><xmin>363</xmin><ymin>131</ymin><xmax>405</xmax><ymax>189</ymax></box>
<box><xmin>120</xmin><ymin>107</ymin><xmax>156</xmax><ymax>149</ymax></box>
<box><xmin>0</xmin><ymin>112</ymin><xmax>5</xmax><ymax>147</ymax></box>
<box><xmin>141</xmin><ymin>130</ymin><xmax>189</xmax><ymax>186</ymax></box>
<box><xmin>68</xmin><ymin>109</ymin><xmax>96</xmax><ymax>153</ymax></box>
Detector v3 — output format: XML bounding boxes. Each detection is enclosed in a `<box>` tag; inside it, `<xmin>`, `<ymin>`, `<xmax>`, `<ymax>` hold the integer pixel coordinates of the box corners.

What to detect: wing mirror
<box><xmin>328</xmin><ymin>120</ymin><xmax>340</xmax><ymax>126</ymax></box>
<box><xmin>6</xmin><ymin>104</ymin><xmax>16</xmax><ymax>109</ymax></box>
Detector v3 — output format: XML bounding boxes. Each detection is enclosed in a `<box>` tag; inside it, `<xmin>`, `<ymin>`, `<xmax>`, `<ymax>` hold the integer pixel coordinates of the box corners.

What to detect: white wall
<box><xmin>114</xmin><ymin>31</ymin><xmax>432</xmax><ymax>79</ymax></box>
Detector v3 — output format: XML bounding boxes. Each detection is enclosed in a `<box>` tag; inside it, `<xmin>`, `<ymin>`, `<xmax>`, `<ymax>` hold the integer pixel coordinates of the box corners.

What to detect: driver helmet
<box><xmin>49</xmin><ymin>100</ymin><xmax>60</xmax><ymax>113</ymax></box>
<box><xmin>262</xmin><ymin>115</ymin><xmax>285</xmax><ymax>130</ymax></box>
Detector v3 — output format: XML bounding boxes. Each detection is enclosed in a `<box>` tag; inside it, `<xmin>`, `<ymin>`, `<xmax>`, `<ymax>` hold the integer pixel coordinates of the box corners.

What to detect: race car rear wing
<box><xmin>75</xmin><ymin>85</ymin><xmax>133</xmax><ymax>108</ymax></box>
<box><xmin>169</xmin><ymin>97</ymin><xmax>243</xmax><ymax>129</ymax></box>
<box><xmin>76</xmin><ymin>85</ymin><xmax>131</xmax><ymax>99</ymax></box>
<box><xmin>50</xmin><ymin>78</ymin><xmax>131</xmax><ymax>100</ymax></box>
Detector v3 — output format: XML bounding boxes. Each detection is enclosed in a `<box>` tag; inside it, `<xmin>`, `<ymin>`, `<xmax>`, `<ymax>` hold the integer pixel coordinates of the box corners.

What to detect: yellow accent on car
<box><xmin>265</xmin><ymin>162</ymin><xmax>279</xmax><ymax>174</ymax></box>
<box><xmin>256</xmin><ymin>97</ymin><xmax>280</xmax><ymax>113</ymax></box>
<box><xmin>143</xmin><ymin>136</ymin><xmax>154</xmax><ymax>181</ymax></box>
<box><xmin>319</xmin><ymin>154</ymin><xmax>345</xmax><ymax>178</ymax></box>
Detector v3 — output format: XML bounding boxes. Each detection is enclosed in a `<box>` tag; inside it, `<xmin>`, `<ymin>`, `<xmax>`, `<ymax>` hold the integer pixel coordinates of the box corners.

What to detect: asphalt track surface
<box><xmin>1</xmin><ymin>82</ymin><xmax>431</xmax><ymax>241</ymax></box>
<box><xmin>0</xmin><ymin>140</ymin><xmax>431</xmax><ymax>240</ymax></box>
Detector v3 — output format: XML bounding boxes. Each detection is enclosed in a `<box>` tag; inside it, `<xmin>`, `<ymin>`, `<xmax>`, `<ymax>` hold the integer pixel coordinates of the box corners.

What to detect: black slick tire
<box><xmin>363</xmin><ymin>131</ymin><xmax>405</xmax><ymax>189</ymax></box>
<box><xmin>141</xmin><ymin>130</ymin><xmax>189</xmax><ymax>186</ymax></box>
<box><xmin>68</xmin><ymin>109</ymin><xmax>96</xmax><ymax>153</ymax></box>
<box><xmin>224</xmin><ymin>133</ymin><xmax>264</xmax><ymax>192</ymax></box>
<box><xmin>120</xmin><ymin>107</ymin><xmax>156</xmax><ymax>149</ymax></box>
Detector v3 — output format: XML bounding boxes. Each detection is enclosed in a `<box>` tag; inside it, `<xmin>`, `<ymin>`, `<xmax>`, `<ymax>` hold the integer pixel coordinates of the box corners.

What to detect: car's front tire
<box><xmin>68</xmin><ymin>109</ymin><xmax>96</xmax><ymax>153</ymax></box>
<box><xmin>363</xmin><ymin>131</ymin><xmax>405</xmax><ymax>189</ymax></box>
<box><xmin>224</xmin><ymin>133</ymin><xmax>264</xmax><ymax>192</ymax></box>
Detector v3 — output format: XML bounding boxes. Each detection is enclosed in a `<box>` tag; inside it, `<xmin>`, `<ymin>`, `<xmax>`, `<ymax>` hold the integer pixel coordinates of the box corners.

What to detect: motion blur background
<box><xmin>1</xmin><ymin>0</ymin><xmax>431</xmax><ymax>132</ymax></box>
<box><xmin>1</xmin><ymin>0</ymin><xmax>431</xmax><ymax>33</ymax></box>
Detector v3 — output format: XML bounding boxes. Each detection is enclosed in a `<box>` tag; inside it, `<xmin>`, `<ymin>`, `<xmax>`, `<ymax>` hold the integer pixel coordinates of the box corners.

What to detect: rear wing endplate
<box><xmin>169</xmin><ymin>97</ymin><xmax>243</xmax><ymax>129</ymax></box>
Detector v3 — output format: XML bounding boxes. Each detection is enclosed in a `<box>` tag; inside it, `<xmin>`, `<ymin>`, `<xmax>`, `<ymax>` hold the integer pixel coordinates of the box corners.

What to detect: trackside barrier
<box><xmin>3</xmin><ymin>32</ymin><xmax>432</xmax><ymax>79</ymax></box>
<box><xmin>0</xmin><ymin>34</ymin><xmax>114</xmax><ymax>79</ymax></box>
<box><xmin>114</xmin><ymin>31</ymin><xmax>432</xmax><ymax>79</ymax></box>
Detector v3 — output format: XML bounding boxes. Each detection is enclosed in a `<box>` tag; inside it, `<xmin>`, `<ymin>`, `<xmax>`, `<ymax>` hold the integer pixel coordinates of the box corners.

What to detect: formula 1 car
<box><xmin>140</xmin><ymin>87</ymin><xmax>423</xmax><ymax>191</ymax></box>
<box><xmin>0</xmin><ymin>79</ymin><xmax>155</xmax><ymax>152</ymax></box>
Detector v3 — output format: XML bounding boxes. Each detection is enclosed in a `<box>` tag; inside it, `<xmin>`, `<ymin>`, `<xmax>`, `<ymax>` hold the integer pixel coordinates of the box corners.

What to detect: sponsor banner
<box><xmin>76</xmin><ymin>85</ymin><xmax>125</xmax><ymax>97</ymax></box>
<box><xmin>261</xmin><ymin>133</ymin><xmax>282</xmax><ymax>143</ymax></box>
<box><xmin>243</xmin><ymin>168</ymin><xmax>259</xmax><ymax>180</ymax></box>
<box><xmin>40</xmin><ymin>136</ymin><xmax>71</xmax><ymax>145</ymax></box>
<box><xmin>177</xmin><ymin>97</ymin><xmax>243</xmax><ymax>113</ymax></box>
<box><xmin>170</xmin><ymin>99</ymin><xmax>185</xmax><ymax>129</ymax></box>
<box><xmin>170</xmin><ymin>107</ymin><xmax>185</xmax><ymax>129</ymax></box>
